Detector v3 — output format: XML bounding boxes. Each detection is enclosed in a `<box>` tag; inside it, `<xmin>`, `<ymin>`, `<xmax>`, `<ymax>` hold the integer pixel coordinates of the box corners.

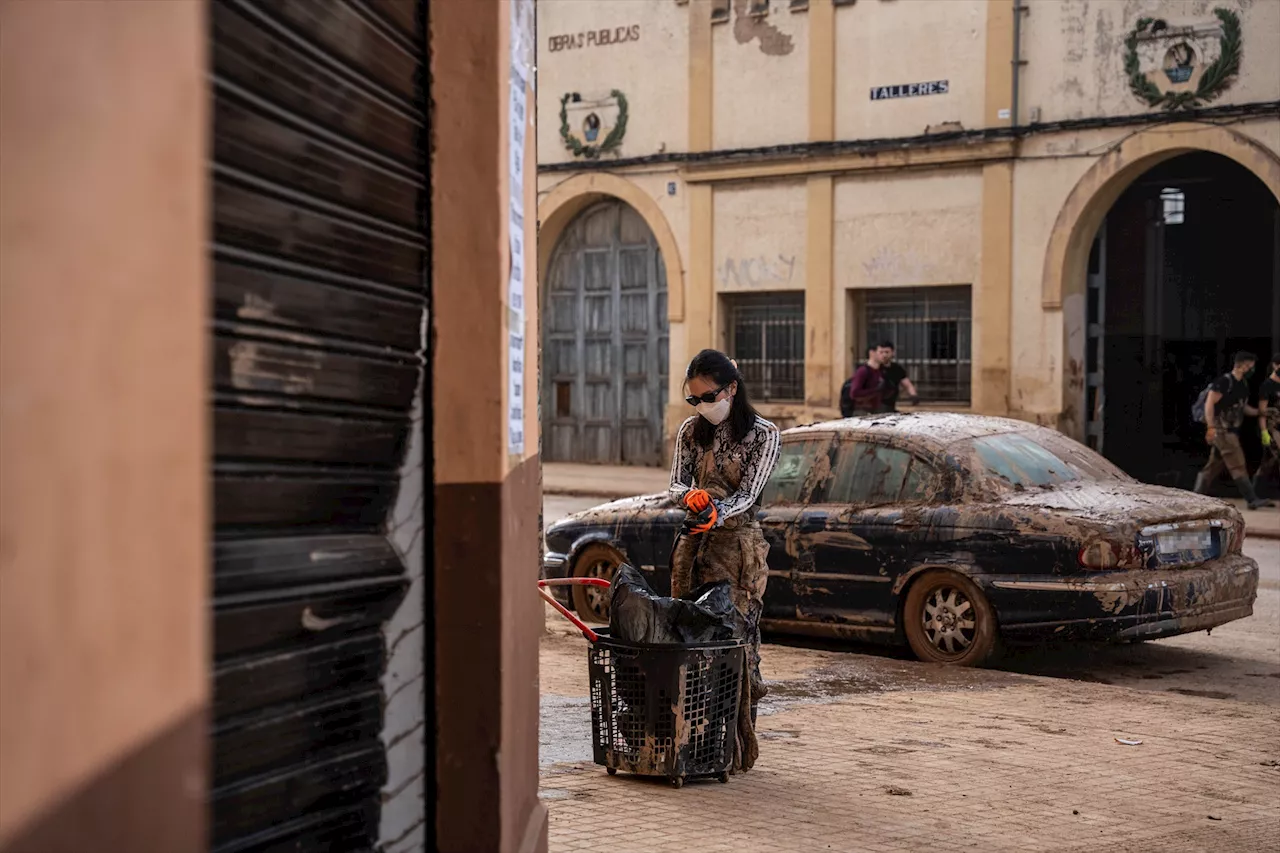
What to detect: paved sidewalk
<box><xmin>1221</xmin><ymin>498</ymin><xmax>1280</xmax><ymax>540</ymax></box>
<box><xmin>543</xmin><ymin>463</ymin><xmax>1280</xmax><ymax>539</ymax></box>
<box><xmin>539</xmin><ymin>613</ymin><xmax>1280</xmax><ymax>852</ymax></box>
<box><xmin>543</xmin><ymin>463</ymin><xmax>669</xmax><ymax>498</ymax></box>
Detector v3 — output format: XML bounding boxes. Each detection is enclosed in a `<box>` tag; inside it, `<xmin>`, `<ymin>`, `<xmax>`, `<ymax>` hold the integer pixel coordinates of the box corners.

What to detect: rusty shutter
<box><xmin>209</xmin><ymin>1</ymin><xmax>426</xmax><ymax>850</ymax></box>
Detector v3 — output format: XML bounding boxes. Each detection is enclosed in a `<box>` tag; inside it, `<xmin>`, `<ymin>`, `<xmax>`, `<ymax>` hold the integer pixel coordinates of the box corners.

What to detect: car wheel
<box><xmin>572</xmin><ymin>544</ymin><xmax>621</xmax><ymax>624</ymax></box>
<box><xmin>903</xmin><ymin>569</ymin><xmax>997</xmax><ymax>666</ymax></box>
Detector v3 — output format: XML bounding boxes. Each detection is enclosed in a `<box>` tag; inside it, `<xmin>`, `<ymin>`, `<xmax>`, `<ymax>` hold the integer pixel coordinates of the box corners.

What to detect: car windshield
<box><xmin>970</xmin><ymin>433</ymin><xmax>1082</xmax><ymax>488</ymax></box>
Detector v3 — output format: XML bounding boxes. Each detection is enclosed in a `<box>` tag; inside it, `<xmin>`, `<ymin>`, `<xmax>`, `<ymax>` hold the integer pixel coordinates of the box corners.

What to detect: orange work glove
<box><xmin>683</xmin><ymin>489</ymin><xmax>712</xmax><ymax>512</ymax></box>
<box><xmin>683</xmin><ymin>502</ymin><xmax>718</xmax><ymax>534</ymax></box>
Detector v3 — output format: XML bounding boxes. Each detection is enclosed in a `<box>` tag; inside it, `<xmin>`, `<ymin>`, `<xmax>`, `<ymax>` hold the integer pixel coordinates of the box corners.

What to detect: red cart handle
<box><xmin>538</xmin><ymin>578</ymin><xmax>610</xmax><ymax>643</ymax></box>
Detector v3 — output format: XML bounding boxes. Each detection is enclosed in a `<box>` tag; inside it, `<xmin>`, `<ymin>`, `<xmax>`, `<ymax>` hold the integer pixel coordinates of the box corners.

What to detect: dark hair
<box><xmin>878</xmin><ymin>340</ymin><xmax>895</xmax><ymax>350</ymax></box>
<box><xmin>1271</xmin><ymin>354</ymin><xmax>1280</xmax><ymax>368</ymax></box>
<box><xmin>685</xmin><ymin>348</ymin><xmax>759</xmax><ymax>447</ymax></box>
<box><xmin>1234</xmin><ymin>351</ymin><xmax>1257</xmax><ymax>367</ymax></box>
<box><xmin>866</xmin><ymin>343</ymin><xmax>879</xmax><ymax>356</ymax></box>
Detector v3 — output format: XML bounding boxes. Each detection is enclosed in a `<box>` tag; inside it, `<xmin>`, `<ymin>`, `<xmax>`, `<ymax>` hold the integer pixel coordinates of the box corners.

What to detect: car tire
<box><xmin>903</xmin><ymin>569</ymin><xmax>998</xmax><ymax>667</ymax></box>
<box><xmin>572</xmin><ymin>543</ymin><xmax>622</xmax><ymax>625</ymax></box>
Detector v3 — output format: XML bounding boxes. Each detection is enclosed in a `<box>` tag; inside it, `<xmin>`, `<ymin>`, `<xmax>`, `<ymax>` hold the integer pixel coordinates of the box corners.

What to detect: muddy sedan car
<box><xmin>543</xmin><ymin>413</ymin><xmax>1259</xmax><ymax>666</ymax></box>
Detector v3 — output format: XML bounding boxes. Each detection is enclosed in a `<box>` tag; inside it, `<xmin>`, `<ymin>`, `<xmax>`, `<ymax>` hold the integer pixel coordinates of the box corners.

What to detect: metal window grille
<box><xmin>864</xmin><ymin>286</ymin><xmax>971</xmax><ymax>404</ymax></box>
<box><xmin>727</xmin><ymin>292</ymin><xmax>805</xmax><ymax>402</ymax></box>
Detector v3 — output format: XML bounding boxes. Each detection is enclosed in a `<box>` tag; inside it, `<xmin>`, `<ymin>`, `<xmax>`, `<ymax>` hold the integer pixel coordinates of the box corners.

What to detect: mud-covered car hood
<box><xmin>998</xmin><ymin>481</ymin><xmax>1240</xmax><ymax>528</ymax></box>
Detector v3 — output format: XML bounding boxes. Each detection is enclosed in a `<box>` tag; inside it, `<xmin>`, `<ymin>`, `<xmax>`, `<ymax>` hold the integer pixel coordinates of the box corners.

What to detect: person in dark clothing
<box><xmin>1195</xmin><ymin>351</ymin><xmax>1274</xmax><ymax>509</ymax></box>
<box><xmin>1252</xmin><ymin>354</ymin><xmax>1280</xmax><ymax>490</ymax></box>
<box><xmin>840</xmin><ymin>345</ymin><xmax>885</xmax><ymax>416</ymax></box>
<box><xmin>877</xmin><ymin>341</ymin><xmax>919</xmax><ymax>411</ymax></box>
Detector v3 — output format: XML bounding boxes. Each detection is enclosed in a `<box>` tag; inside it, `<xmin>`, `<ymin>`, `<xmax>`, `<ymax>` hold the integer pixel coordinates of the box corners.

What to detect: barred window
<box><xmin>727</xmin><ymin>292</ymin><xmax>805</xmax><ymax>402</ymax></box>
<box><xmin>864</xmin><ymin>286</ymin><xmax>971</xmax><ymax>404</ymax></box>
<box><xmin>1160</xmin><ymin>187</ymin><xmax>1185</xmax><ymax>225</ymax></box>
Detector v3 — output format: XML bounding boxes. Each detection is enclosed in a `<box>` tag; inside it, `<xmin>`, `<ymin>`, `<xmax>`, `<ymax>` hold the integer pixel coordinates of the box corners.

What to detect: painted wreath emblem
<box><xmin>1124</xmin><ymin>8</ymin><xmax>1241</xmax><ymax>111</ymax></box>
<box><xmin>559</xmin><ymin>90</ymin><xmax>629</xmax><ymax>159</ymax></box>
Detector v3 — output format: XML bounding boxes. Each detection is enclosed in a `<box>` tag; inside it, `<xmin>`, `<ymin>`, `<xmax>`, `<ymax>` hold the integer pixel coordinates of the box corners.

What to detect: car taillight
<box><xmin>1078</xmin><ymin>540</ymin><xmax>1129</xmax><ymax>570</ymax></box>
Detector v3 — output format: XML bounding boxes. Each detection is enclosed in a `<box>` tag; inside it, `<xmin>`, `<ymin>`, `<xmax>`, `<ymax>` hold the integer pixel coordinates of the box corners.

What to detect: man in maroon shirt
<box><xmin>840</xmin><ymin>344</ymin><xmax>886</xmax><ymax>416</ymax></box>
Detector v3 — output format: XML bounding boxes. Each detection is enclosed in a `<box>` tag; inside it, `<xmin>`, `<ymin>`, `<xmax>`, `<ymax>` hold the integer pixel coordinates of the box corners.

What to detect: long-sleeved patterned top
<box><xmin>668</xmin><ymin>414</ymin><xmax>782</xmax><ymax>526</ymax></box>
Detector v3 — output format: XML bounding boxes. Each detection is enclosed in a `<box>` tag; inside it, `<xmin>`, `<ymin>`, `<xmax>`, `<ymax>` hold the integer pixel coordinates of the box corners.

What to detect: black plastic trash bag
<box><xmin>610</xmin><ymin>564</ymin><xmax>744</xmax><ymax>645</ymax></box>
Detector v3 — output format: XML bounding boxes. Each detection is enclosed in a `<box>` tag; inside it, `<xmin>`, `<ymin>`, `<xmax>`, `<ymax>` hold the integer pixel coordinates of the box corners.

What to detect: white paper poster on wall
<box><xmin>506</xmin><ymin>0</ymin><xmax>533</xmax><ymax>455</ymax></box>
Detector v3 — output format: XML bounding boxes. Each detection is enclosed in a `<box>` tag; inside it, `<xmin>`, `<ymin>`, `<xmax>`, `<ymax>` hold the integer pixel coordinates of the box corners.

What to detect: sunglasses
<box><xmin>685</xmin><ymin>383</ymin><xmax>729</xmax><ymax>407</ymax></box>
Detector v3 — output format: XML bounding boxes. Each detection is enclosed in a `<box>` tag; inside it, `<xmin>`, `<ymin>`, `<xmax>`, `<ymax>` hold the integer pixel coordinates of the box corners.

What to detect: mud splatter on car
<box><xmin>543</xmin><ymin>413</ymin><xmax>1259</xmax><ymax>666</ymax></box>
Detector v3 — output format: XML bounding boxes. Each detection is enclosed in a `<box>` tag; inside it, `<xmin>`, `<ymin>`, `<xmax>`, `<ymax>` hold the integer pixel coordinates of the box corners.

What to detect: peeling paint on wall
<box><xmin>732</xmin><ymin>0</ymin><xmax>795</xmax><ymax>56</ymax></box>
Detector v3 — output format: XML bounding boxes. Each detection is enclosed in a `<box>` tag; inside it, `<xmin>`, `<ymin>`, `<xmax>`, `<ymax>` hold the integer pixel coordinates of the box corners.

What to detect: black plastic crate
<box><xmin>587</xmin><ymin>631</ymin><xmax>745</xmax><ymax>787</ymax></box>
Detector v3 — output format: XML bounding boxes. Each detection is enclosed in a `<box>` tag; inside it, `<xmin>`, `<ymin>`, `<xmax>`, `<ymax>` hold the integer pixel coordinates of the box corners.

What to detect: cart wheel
<box><xmin>718</xmin><ymin>772</ymin><xmax>729</xmax><ymax>783</ymax></box>
<box><xmin>670</xmin><ymin>777</ymin><xmax>683</xmax><ymax>789</ymax></box>
<box><xmin>606</xmin><ymin>767</ymin><xmax>617</xmax><ymax>776</ymax></box>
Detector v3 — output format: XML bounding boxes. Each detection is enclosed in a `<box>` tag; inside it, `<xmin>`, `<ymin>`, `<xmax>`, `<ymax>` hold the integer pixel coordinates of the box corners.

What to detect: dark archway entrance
<box><xmin>1083</xmin><ymin>152</ymin><xmax>1279</xmax><ymax>489</ymax></box>
<box><xmin>543</xmin><ymin>200</ymin><xmax>669</xmax><ymax>465</ymax></box>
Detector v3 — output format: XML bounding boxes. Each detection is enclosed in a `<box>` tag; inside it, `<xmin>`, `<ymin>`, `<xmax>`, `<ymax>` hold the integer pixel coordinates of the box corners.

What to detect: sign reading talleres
<box><xmin>870</xmin><ymin>80</ymin><xmax>949</xmax><ymax>101</ymax></box>
<box><xmin>548</xmin><ymin>25</ymin><xmax>640</xmax><ymax>53</ymax></box>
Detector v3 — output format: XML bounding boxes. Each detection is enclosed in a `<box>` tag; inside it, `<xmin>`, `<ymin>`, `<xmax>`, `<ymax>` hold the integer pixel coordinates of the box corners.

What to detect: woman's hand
<box><xmin>683</xmin><ymin>502</ymin><xmax>718</xmax><ymax>534</ymax></box>
<box><xmin>683</xmin><ymin>488</ymin><xmax>712</xmax><ymax>512</ymax></box>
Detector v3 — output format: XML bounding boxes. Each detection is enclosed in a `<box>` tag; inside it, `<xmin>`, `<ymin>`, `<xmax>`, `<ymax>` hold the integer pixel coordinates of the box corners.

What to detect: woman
<box><xmin>668</xmin><ymin>349</ymin><xmax>781</xmax><ymax>772</ymax></box>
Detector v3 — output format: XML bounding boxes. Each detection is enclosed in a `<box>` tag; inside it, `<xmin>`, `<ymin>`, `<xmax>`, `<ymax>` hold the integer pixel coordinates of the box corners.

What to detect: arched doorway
<box><xmin>1076</xmin><ymin>151</ymin><xmax>1279</xmax><ymax>488</ymax></box>
<box><xmin>543</xmin><ymin>200</ymin><xmax>669</xmax><ymax>464</ymax></box>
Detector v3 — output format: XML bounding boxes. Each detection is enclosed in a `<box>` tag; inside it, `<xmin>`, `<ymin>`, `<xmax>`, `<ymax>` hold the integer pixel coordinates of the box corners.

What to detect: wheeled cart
<box><xmin>539</xmin><ymin>578</ymin><xmax>746</xmax><ymax>787</ymax></box>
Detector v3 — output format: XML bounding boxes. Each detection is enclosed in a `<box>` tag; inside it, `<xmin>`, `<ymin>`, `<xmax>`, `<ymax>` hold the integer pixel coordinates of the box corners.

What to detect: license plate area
<box><xmin>1158</xmin><ymin>531</ymin><xmax>1213</xmax><ymax>554</ymax></box>
<box><xmin>1139</xmin><ymin>521</ymin><xmax>1225</xmax><ymax>566</ymax></box>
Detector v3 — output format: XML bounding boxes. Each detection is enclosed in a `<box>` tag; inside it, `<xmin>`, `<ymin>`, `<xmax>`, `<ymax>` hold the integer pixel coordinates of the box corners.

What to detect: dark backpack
<box><xmin>839</xmin><ymin>376</ymin><xmax>855</xmax><ymax>418</ymax></box>
<box><xmin>1191</xmin><ymin>377</ymin><xmax>1225</xmax><ymax>425</ymax></box>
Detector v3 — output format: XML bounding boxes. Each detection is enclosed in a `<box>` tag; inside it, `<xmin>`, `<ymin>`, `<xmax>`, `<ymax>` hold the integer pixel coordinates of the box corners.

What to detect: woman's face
<box><xmin>687</xmin><ymin>375</ymin><xmax>735</xmax><ymax>403</ymax></box>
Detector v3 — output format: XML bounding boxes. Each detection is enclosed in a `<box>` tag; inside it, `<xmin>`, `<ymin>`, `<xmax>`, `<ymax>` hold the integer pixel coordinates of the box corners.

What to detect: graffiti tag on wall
<box><xmin>718</xmin><ymin>254</ymin><xmax>797</xmax><ymax>288</ymax></box>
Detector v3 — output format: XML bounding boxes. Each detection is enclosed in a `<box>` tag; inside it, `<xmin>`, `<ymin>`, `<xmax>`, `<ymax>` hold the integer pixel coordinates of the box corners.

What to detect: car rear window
<box><xmin>971</xmin><ymin>434</ymin><xmax>1080</xmax><ymax>488</ymax></box>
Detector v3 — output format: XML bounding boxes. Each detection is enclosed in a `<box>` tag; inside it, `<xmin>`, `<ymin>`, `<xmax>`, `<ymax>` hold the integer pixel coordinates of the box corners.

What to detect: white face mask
<box><xmin>696</xmin><ymin>396</ymin><xmax>732</xmax><ymax>425</ymax></box>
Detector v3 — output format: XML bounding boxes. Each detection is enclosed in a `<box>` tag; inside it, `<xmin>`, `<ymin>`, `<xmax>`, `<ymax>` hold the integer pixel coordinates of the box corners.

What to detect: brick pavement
<box><xmin>539</xmin><ymin>624</ymin><xmax>1280</xmax><ymax>852</ymax></box>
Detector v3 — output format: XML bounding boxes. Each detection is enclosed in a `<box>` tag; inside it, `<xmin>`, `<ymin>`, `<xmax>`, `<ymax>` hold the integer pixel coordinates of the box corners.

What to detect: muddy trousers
<box><xmin>1197</xmin><ymin>431</ymin><xmax>1248</xmax><ymax>485</ymax></box>
<box><xmin>1197</xmin><ymin>431</ymin><xmax>1270</xmax><ymax>506</ymax></box>
<box><xmin>671</xmin><ymin>523</ymin><xmax>769</xmax><ymax>772</ymax></box>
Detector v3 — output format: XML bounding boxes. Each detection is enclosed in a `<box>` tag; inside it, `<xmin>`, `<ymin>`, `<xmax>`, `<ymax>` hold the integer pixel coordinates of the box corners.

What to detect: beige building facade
<box><xmin>536</xmin><ymin>0</ymin><xmax>1280</xmax><ymax>486</ymax></box>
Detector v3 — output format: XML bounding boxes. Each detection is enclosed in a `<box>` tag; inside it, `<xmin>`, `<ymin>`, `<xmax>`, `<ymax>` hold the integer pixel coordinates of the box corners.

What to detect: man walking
<box><xmin>1252</xmin><ymin>353</ymin><xmax>1280</xmax><ymax>491</ymax></box>
<box><xmin>877</xmin><ymin>341</ymin><xmax>919</xmax><ymax>412</ymax></box>
<box><xmin>840</xmin><ymin>344</ymin><xmax>886</xmax><ymax>417</ymax></box>
<box><xmin>1195</xmin><ymin>351</ymin><xmax>1274</xmax><ymax>509</ymax></box>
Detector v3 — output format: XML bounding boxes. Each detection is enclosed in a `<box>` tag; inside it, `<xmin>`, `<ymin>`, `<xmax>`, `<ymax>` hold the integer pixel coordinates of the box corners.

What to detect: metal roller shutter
<box><xmin>209</xmin><ymin>1</ymin><xmax>426</xmax><ymax>850</ymax></box>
